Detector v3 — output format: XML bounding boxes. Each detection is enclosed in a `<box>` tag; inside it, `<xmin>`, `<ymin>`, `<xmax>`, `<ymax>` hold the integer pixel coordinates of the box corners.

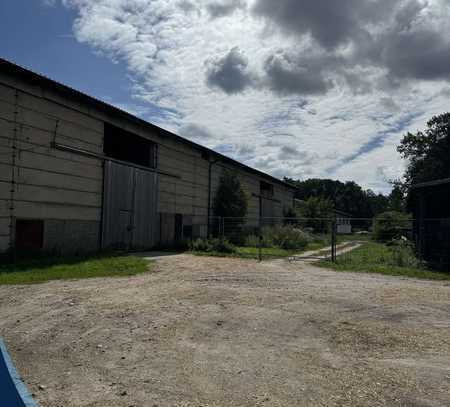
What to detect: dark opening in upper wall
<box><xmin>260</xmin><ymin>180</ymin><xmax>274</xmax><ymax>198</ymax></box>
<box><xmin>104</xmin><ymin>123</ymin><xmax>158</xmax><ymax>168</ymax></box>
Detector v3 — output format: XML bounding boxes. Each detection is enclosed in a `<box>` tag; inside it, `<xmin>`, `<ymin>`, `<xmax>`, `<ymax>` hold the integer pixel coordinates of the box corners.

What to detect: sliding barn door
<box><xmin>102</xmin><ymin>161</ymin><xmax>158</xmax><ymax>250</ymax></box>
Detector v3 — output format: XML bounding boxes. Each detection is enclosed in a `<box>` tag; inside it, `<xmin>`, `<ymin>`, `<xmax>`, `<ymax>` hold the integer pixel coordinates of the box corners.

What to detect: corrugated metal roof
<box><xmin>0</xmin><ymin>57</ymin><xmax>297</xmax><ymax>191</ymax></box>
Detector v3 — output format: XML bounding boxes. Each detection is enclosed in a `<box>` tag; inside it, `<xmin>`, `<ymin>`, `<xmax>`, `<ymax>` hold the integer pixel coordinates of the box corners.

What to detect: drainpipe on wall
<box><xmin>207</xmin><ymin>158</ymin><xmax>220</xmax><ymax>237</ymax></box>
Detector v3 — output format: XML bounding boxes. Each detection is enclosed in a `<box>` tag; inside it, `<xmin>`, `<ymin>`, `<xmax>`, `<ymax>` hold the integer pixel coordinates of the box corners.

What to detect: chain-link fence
<box><xmin>205</xmin><ymin>216</ymin><xmax>335</xmax><ymax>261</ymax></box>
<box><xmin>184</xmin><ymin>215</ymin><xmax>450</xmax><ymax>271</ymax></box>
<box><xmin>322</xmin><ymin>217</ymin><xmax>414</xmax><ymax>266</ymax></box>
<box><xmin>186</xmin><ymin>216</ymin><xmax>336</xmax><ymax>261</ymax></box>
<box><xmin>324</xmin><ymin>217</ymin><xmax>449</xmax><ymax>272</ymax></box>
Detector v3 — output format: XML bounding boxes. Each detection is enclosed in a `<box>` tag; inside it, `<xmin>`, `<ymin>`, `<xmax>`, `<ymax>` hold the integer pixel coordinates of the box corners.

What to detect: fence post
<box><xmin>331</xmin><ymin>219</ymin><xmax>337</xmax><ymax>262</ymax></box>
<box><xmin>258</xmin><ymin>221</ymin><xmax>262</xmax><ymax>262</ymax></box>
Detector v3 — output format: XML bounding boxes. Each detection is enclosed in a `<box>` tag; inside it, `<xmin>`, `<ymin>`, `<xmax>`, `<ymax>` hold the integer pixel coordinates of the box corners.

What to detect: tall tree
<box><xmin>366</xmin><ymin>189</ymin><xmax>390</xmax><ymax>215</ymax></box>
<box><xmin>388</xmin><ymin>183</ymin><xmax>405</xmax><ymax>212</ymax></box>
<box><xmin>398</xmin><ymin>113</ymin><xmax>450</xmax><ymax>190</ymax></box>
<box><xmin>296</xmin><ymin>196</ymin><xmax>334</xmax><ymax>219</ymax></box>
<box><xmin>213</xmin><ymin>170</ymin><xmax>248</xmax><ymax>218</ymax></box>
<box><xmin>296</xmin><ymin>196</ymin><xmax>334</xmax><ymax>233</ymax></box>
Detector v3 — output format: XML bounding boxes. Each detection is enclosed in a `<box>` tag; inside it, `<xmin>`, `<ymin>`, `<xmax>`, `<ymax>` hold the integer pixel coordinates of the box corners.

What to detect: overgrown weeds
<box><xmin>318</xmin><ymin>242</ymin><xmax>450</xmax><ymax>281</ymax></box>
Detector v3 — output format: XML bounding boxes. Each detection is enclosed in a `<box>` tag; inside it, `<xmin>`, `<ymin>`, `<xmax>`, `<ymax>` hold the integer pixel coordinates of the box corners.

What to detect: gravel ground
<box><xmin>0</xmin><ymin>254</ymin><xmax>449</xmax><ymax>407</ymax></box>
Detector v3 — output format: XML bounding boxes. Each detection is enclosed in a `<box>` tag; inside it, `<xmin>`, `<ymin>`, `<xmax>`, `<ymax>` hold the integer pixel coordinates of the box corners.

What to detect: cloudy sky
<box><xmin>2</xmin><ymin>0</ymin><xmax>450</xmax><ymax>193</ymax></box>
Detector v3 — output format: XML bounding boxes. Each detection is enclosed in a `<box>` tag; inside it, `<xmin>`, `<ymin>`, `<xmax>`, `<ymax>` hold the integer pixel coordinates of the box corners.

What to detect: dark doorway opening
<box><xmin>16</xmin><ymin>219</ymin><xmax>44</xmax><ymax>251</ymax></box>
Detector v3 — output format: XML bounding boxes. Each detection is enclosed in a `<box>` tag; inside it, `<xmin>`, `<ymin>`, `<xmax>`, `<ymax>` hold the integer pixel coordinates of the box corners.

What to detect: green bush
<box><xmin>210</xmin><ymin>238</ymin><xmax>236</xmax><ymax>254</ymax></box>
<box><xmin>190</xmin><ymin>238</ymin><xmax>236</xmax><ymax>254</ymax></box>
<box><xmin>373</xmin><ymin>211</ymin><xmax>411</xmax><ymax>242</ymax></box>
<box><xmin>190</xmin><ymin>238</ymin><xmax>212</xmax><ymax>252</ymax></box>
<box><xmin>244</xmin><ymin>225</ymin><xmax>312</xmax><ymax>251</ymax></box>
<box><xmin>262</xmin><ymin>225</ymin><xmax>309</xmax><ymax>250</ymax></box>
<box><xmin>388</xmin><ymin>238</ymin><xmax>421</xmax><ymax>268</ymax></box>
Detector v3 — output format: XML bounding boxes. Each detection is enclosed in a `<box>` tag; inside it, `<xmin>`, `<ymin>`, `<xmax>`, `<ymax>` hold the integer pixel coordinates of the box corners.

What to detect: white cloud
<box><xmin>54</xmin><ymin>0</ymin><xmax>450</xmax><ymax>193</ymax></box>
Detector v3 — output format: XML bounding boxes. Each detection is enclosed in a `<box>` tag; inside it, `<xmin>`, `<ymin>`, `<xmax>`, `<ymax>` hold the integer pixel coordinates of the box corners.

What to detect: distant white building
<box><xmin>335</xmin><ymin>210</ymin><xmax>352</xmax><ymax>234</ymax></box>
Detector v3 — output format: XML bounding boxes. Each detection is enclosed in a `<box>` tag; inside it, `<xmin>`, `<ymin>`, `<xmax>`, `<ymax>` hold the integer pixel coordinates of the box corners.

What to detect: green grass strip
<box><xmin>0</xmin><ymin>255</ymin><xmax>151</xmax><ymax>285</ymax></box>
<box><xmin>192</xmin><ymin>241</ymin><xmax>330</xmax><ymax>260</ymax></box>
<box><xmin>318</xmin><ymin>242</ymin><xmax>450</xmax><ymax>281</ymax></box>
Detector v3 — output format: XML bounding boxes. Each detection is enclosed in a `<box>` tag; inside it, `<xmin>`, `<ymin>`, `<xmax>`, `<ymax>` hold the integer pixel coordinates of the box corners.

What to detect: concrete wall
<box><xmin>0</xmin><ymin>68</ymin><xmax>296</xmax><ymax>253</ymax></box>
<box><xmin>0</xmin><ymin>81</ymin><xmax>15</xmax><ymax>253</ymax></box>
<box><xmin>0</xmin><ymin>74</ymin><xmax>103</xmax><ymax>254</ymax></box>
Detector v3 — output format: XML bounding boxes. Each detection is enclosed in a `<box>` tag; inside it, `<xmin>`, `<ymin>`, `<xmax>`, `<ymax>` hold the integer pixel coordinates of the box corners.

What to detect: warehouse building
<box><xmin>0</xmin><ymin>58</ymin><xmax>296</xmax><ymax>255</ymax></box>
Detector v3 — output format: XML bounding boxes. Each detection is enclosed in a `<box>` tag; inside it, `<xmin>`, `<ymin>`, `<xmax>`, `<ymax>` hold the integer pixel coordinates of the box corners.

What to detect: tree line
<box><xmin>285</xmin><ymin>112</ymin><xmax>450</xmax><ymax>219</ymax></box>
<box><xmin>211</xmin><ymin>113</ymin><xmax>449</xmax><ymax>222</ymax></box>
<box><xmin>283</xmin><ymin>178</ymin><xmax>403</xmax><ymax>219</ymax></box>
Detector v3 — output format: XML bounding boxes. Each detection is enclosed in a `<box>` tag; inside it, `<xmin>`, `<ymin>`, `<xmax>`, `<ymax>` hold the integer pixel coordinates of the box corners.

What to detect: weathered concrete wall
<box><xmin>0</xmin><ymin>82</ymin><xmax>15</xmax><ymax>253</ymax></box>
<box><xmin>0</xmin><ymin>74</ymin><xmax>103</xmax><ymax>254</ymax></box>
<box><xmin>44</xmin><ymin>220</ymin><xmax>100</xmax><ymax>254</ymax></box>
<box><xmin>0</xmin><ymin>67</ymin><xmax>296</xmax><ymax>253</ymax></box>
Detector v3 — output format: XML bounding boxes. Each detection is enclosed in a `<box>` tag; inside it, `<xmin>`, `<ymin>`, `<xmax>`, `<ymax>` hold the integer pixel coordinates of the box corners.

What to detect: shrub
<box><xmin>244</xmin><ymin>225</ymin><xmax>311</xmax><ymax>250</ymax></box>
<box><xmin>190</xmin><ymin>238</ymin><xmax>212</xmax><ymax>252</ymax></box>
<box><xmin>373</xmin><ymin>211</ymin><xmax>411</xmax><ymax>242</ymax></box>
<box><xmin>262</xmin><ymin>225</ymin><xmax>309</xmax><ymax>250</ymax></box>
<box><xmin>210</xmin><ymin>238</ymin><xmax>236</xmax><ymax>254</ymax></box>
<box><xmin>389</xmin><ymin>237</ymin><xmax>421</xmax><ymax>268</ymax></box>
<box><xmin>190</xmin><ymin>238</ymin><xmax>236</xmax><ymax>254</ymax></box>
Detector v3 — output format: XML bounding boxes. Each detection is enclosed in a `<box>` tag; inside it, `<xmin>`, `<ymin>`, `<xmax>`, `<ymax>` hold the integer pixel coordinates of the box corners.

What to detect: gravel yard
<box><xmin>0</xmin><ymin>254</ymin><xmax>449</xmax><ymax>407</ymax></box>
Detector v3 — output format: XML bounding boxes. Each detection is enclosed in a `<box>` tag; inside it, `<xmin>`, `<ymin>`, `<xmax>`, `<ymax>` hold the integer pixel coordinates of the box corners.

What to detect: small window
<box><xmin>260</xmin><ymin>181</ymin><xmax>274</xmax><ymax>198</ymax></box>
<box><xmin>104</xmin><ymin>123</ymin><xmax>157</xmax><ymax>168</ymax></box>
<box><xmin>16</xmin><ymin>219</ymin><xmax>44</xmax><ymax>250</ymax></box>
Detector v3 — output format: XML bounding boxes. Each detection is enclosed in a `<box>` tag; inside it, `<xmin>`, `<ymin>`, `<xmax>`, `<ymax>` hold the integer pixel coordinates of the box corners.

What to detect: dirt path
<box><xmin>0</xmin><ymin>255</ymin><xmax>449</xmax><ymax>406</ymax></box>
<box><xmin>289</xmin><ymin>241</ymin><xmax>363</xmax><ymax>261</ymax></box>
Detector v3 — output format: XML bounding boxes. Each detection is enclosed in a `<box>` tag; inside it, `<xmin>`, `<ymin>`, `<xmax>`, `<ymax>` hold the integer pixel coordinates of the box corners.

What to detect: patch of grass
<box><xmin>192</xmin><ymin>246</ymin><xmax>293</xmax><ymax>259</ymax></box>
<box><xmin>237</xmin><ymin>246</ymin><xmax>297</xmax><ymax>258</ymax></box>
<box><xmin>306</xmin><ymin>242</ymin><xmax>330</xmax><ymax>252</ymax></box>
<box><xmin>0</xmin><ymin>255</ymin><xmax>151</xmax><ymax>285</ymax></box>
<box><xmin>318</xmin><ymin>242</ymin><xmax>450</xmax><ymax>281</ymax></box>
<box><xmin>192</xmin><ymin>241</ymin><xmax>330</xmax><ymax>260</ymax></box>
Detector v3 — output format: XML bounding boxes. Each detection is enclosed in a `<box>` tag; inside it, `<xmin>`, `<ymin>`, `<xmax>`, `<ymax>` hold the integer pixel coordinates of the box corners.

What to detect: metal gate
<box><xmin>102</xmin><ymin>161</ymin><xmax>158</xmax><ymax>250</ymax></box>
